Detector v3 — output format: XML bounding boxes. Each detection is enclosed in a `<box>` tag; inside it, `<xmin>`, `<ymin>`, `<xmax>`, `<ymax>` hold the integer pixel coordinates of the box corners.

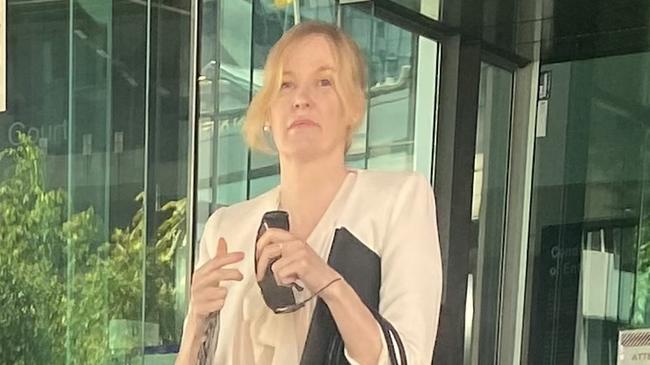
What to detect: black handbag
<box><xmin>299</xmin><ymin>227</ymin><xmax>408</xmax><ymax>365</ymax></box>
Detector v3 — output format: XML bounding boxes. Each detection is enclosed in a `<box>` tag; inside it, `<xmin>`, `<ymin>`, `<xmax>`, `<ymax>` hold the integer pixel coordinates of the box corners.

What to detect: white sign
<box><xmin>535</xmin><ymin>99</ymin><xmax>548</xmax><ymax>138</ymax></box>
<box><xmin>619</xmin><ymin>329</ymin><xmax>650</xmax><ymax>365</ymax></box>
<box><xmin>0</xmin><ymin>0</ymin><xmax>5</xmax><ymax>112</ymax></box>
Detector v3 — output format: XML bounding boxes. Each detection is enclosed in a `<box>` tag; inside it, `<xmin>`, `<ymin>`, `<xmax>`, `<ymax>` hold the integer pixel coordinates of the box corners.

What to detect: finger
<box><xmin>270</xmin><ymin>257</ymin><xmax>294</xmax><ymax>287</ymax></box>
<box><xmin>256</xmin><ymin>228</ymin><xmax>295</xmax><ymax>258</ymax></box>
<box><xmin>263</xmin><ymin>239</ymin><xmax>303</xmax><ymax>266</ymax></box>
<box><xmin>216</xmin><ymin>237</ymin><xmax>228</xmax><ymax>258</ymax></box>
<box><xmin>257</xmin><ymin>239</ymin><xmax>305</xmax><ymax>281</ymax></box>
<box><xmin>195</xmin><ymin>269</ymin><xmax>243</xmax><ymax>290</ymax></box>
<box><xmin>197</xmin><ymin>251</ymin><xmax>244</xmax><ymax>273</ymax></box>
<box><xmin>256</xmin><ymin>243</ymin><xmax>283</xmax><ymax>281</ymax></box>
<box><xmin>271</xmin><ymin>256</ymin><xmax>307</xmax><ymax>288</ymax></box>
<box><xmin>271</xmin><ymin>255</ymin><xmax>298</xmax><ymax>275</ymax></box>
<box><xmin>211</xmin><ymin>251</ymin><xmax>244</xmax><ymax>271</ymax></box>
<box><xmin>275</xmin><ymin>272</ymin><xmax>299</xmax><ymax>287</ymax></box>
<box><xmin>199</xmin><ymin>269</ymin><xmax>244</xmax><ymax>288</ymax></box>
<box><xmin>279</xmin><ymin>257</ymin><xmax>312</xmax><ymax>292</ymax></box>
<box><xmin>273</xmin><ymin>255</ymin><xmax>307</xmax><ymax>277</ymax></box>
<box><xmin>273</xmin><ymin>259</ymin><xmax>303</xmax><ymax>286</ymax></box>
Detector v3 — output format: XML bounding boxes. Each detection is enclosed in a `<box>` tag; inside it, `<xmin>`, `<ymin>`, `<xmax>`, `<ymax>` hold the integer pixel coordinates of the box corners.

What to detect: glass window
<box><xmin>524</xmin><ymin>52</ymin><xmax>650</xmax><ymax>365</ymax></box>
<box><xmin>341</xmin><ymin>2</ymin><xmax>439</xmax><ymax>176</ymax></box>
<box><xmin>1</xmin><ymin>1</ymin><xmax>191</xmax><ymax>363</ymax></box>
<box><xmin>468</xmin><ymin>62</ymin><xmax>514</xmax><ymax>364</ymax></box>
<box><xmin>481</xmin><ymin>0</ymin><xmax>517</xmax><ymax>53</ymax></box>
<box><xmin>195</xmin><ymin>0</ymin><xmax>440</xmax><ymax>239</ymax></box>
<box><xmin>388</xmin><ymin>0</ymin><xmax>441</xmax><ymax>20</ymax></box>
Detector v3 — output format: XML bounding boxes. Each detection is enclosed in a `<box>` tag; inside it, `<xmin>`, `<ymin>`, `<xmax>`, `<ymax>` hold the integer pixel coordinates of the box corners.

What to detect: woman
<box><xmin>176</xmin><ymin>21</ymin><xmax>442</xmax><ymax>365</ymax></box>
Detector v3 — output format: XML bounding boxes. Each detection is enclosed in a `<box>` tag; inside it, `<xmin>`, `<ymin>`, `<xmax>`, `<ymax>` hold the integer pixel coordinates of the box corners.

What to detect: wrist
<box><xmin>319</xmin><ymin>276</ymin><xmax>347</xmax><ymax>304</ymax></box>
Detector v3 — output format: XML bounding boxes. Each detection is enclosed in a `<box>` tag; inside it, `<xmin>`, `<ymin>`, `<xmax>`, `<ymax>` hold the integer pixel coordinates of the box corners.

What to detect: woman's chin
<box><xmin>278</xmin><ymin>135</ymin><xmax>344</xmax><ymax>161</ymax></box>
<box><xmin>282</xmin><ymin>135</ymin><xmax>320</xmax><ymax>151</ymax></box>
<box><xmin>283</xmin><ymin>145</ymin><xmax>323</xmax><ymax>161</ymax></box>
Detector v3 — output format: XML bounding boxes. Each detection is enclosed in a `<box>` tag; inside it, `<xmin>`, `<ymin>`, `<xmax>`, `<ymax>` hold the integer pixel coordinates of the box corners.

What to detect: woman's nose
<box><xmin>292</xmin><ymin>86</ymin><xmax>312</xmax><ymax>109</ymax></box>
<box><xmin>293</xmin><ymin>99</ymin><xmax>310</xmax><ymax>109</ymax></box>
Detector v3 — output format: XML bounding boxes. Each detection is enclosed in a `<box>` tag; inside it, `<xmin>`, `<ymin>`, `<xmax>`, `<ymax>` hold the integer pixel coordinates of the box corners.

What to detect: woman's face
<box><xmin>268</xmin><ymin>34</ymin><xmax>350</xmax><ymax>161</ymax></box>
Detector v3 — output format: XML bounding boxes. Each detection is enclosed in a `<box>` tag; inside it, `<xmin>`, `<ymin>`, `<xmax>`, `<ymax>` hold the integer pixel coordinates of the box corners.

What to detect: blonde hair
<box><xmin>242</xmin><ymin>21</ymin><xmax>368</xmax><ymax>153</ymax></box>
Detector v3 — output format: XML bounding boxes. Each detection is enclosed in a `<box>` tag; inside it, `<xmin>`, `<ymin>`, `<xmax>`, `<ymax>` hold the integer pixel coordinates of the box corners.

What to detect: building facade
<box><xmin>1</xmin><ymin>0</ymin><xmax>649</xmax><ymax>364</ymax></box>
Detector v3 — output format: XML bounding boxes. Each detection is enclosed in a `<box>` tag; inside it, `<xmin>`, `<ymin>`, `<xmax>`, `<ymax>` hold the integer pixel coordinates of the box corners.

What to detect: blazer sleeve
<box><xmin>361</xmin><ymin>173</ymin><xmax>443</xmax><ymax>364</ymax></box>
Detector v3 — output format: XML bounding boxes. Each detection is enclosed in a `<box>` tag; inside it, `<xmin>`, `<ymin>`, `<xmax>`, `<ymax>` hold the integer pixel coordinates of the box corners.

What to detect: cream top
<box><xmin>184</xmin><ymin>169</ymin><xmax>443</xmax><ymax>365</ymax></box>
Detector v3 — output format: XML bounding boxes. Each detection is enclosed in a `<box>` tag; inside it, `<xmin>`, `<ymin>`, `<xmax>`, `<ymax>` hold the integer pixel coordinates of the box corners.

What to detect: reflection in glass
<box><xmin>341</xmin><ymin>3</ymin><xmax>438</xmax><ymax>176</ymax></box>
<box><xmin>469</xmin><ymin>62</ymin><xmax>513</xmax><ymax>364</ymax></box>
<box><xmin>195</xmin><ymin>0</ymin><xmax>440</xmax><ymax>233</ymax></box>
<box><xmin>388</xmin><ymin>0</ymin><xmax>440</xmax><ymax>20</ymax></box>
<box><xmin>526</xmin><ymin>53</ymin><xmax>650</xmax><ymax>365</ymax></box>
<box><xmin>1</xmin><ymin>1</ymin><xmax>191</xmax><ymax>363</ymax></box>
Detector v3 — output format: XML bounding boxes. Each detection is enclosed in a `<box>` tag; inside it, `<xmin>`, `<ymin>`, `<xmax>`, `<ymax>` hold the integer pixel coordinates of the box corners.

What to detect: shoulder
<box><xmin>341</xmin><ymin>169</ymin><xmax>433</xmax><ymax>228</ymax></box>
<box><xmin>355</xmin><ymin>169</ymin><xmax>432</xmax><ymax>198</ymax></box>
<box><xmin>340</xmin><ymin>169</ymin><xmax>436</xmax><ymax>256</ymax></box>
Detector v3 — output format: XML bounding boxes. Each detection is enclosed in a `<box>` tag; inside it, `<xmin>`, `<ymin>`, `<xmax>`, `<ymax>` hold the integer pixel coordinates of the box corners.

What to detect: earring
<box><xmin>263</xmin><ymin>124</ymin><xmax>271</xmax><ymax>132</ymax></box>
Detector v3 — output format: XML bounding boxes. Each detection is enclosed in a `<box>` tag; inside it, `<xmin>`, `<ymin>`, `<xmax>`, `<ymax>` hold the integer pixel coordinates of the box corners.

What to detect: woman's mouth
<box><xmin>289</xmin><ymin>119</ymin><xmax>318</xmax><ymax>130</ymax></box>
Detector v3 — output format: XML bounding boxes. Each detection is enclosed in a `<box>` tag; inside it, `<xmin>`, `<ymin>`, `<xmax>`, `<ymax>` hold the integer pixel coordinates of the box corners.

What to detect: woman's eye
<box><xmin>280</xmin><ymin>81</ymin><xmax>294</xmax><ymax>89</ymax></box>
<box><xmin>318</xmin><ymin>78</ymin><xmax>332</xmax><ymax>87</ymax></box>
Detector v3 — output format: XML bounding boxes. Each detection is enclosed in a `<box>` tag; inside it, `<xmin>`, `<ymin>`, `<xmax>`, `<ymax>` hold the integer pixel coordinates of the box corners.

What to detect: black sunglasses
<box><xmin>254</xmin><ymin>211</ymin><xmax>341</xmax><ymax>314</ymax></box>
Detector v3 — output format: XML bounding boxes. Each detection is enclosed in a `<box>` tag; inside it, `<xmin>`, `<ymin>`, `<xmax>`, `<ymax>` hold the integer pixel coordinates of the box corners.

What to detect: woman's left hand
<box><xmin>255</xmin><ymin>227</ymin><xmax>340</xmax><ymax>295</ymax></box>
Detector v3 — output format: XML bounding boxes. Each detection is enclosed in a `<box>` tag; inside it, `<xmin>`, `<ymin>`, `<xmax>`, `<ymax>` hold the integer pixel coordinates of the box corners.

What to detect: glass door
<box><xmin>1</xmin><ymin>1</ymin><xmax>192</xmax><ymax>363</ymax></box>
<box><xmin>468</xmin><ymin>62</ymin><xmax>515</xmax><ymax>364</ymax></box>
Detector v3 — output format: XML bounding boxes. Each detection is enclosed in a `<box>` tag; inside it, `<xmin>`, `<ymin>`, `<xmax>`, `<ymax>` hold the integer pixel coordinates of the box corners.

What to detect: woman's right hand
<box><xmin>189</xmin><ymin>237</ymin><xmax>245</xmax><ymax>322</ymax></box>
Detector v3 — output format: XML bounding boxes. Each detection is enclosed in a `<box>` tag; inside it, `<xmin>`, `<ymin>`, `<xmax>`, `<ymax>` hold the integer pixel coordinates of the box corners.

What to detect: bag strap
<box><xmin>371</xmin><ymin>309</ymin><xmax>408</xmax><ymax>365</ymax></box>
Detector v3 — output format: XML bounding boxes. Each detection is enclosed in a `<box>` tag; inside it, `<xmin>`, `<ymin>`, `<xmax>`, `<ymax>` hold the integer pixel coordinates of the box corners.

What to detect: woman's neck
<box><xmin>277</xmin><ymin>154</ymin><xmax>349</xmax><ymax>239</ymax></box>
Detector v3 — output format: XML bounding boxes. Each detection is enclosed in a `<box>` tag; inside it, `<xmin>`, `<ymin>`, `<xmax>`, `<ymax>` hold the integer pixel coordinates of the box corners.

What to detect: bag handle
<box><xmin>371</xmin><ymin>309</ymin><xmax>407</xmax><ymax>365</ymax></box>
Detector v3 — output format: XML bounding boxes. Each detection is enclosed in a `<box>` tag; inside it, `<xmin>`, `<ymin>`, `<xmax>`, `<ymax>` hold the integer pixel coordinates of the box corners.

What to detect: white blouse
<box><xmin>185</xmin><ymin>168</ymin><xmax>443</xmax><ymax>365</ymax></box>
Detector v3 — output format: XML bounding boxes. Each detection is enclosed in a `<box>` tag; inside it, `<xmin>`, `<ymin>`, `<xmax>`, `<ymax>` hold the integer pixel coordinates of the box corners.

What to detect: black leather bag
<box><xmin>299</xmin><ymin>227</ymin><xmax>408</xmax><ymax>365</ymax></box>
